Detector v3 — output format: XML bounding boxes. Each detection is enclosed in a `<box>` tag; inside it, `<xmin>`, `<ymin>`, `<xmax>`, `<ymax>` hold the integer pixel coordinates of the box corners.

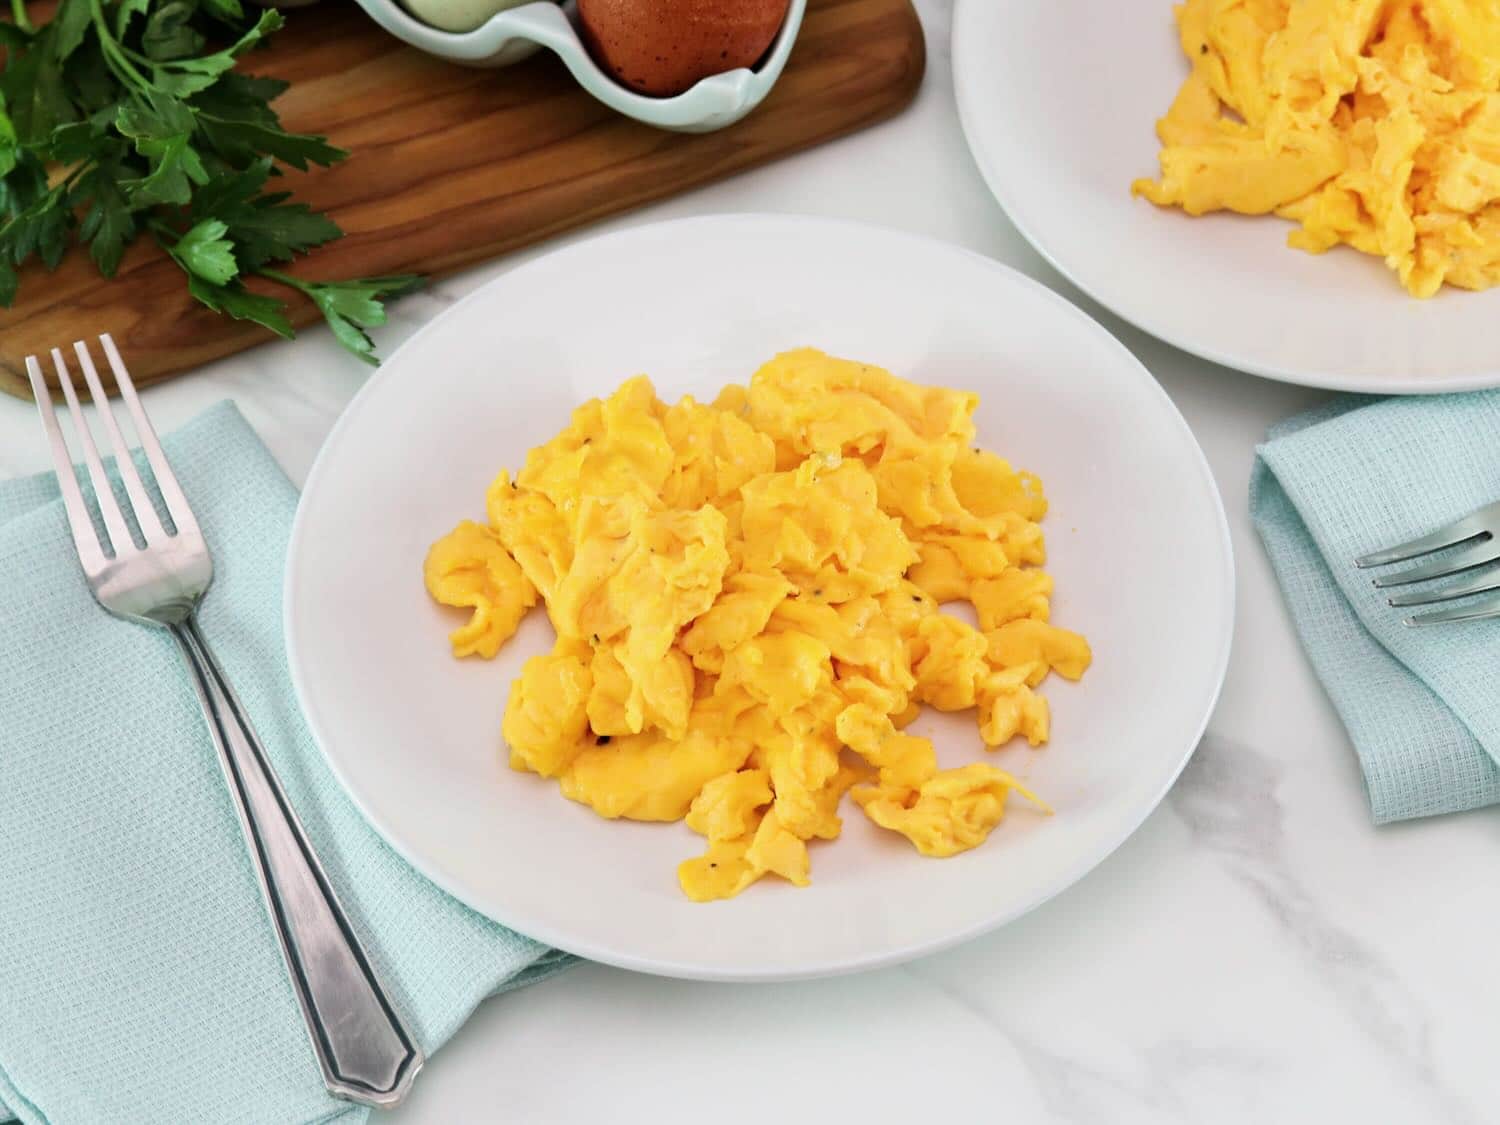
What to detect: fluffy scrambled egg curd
<box><xmin>1133</xmin><ymin>0</ymin><xmax>1500</xmax><ymax>297</ymax></box>
<box><xmin>424</xmin><ymin>349</ymin><xmax>1091</xmax><ymax>901</ymax></box>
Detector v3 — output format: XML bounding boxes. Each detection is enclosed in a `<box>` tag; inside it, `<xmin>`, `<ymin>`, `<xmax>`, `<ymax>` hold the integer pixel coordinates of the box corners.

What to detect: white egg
<box><xmin>399</xmin><ymin>0</ymin><xmax>536</xmax><ymax>34</ymax></box>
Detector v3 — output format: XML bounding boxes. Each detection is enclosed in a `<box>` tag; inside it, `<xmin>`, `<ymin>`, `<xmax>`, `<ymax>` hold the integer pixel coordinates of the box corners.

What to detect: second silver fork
<box><xmin>1356</xmin><ymin>500</ymin><xmax>1500</xmax><ymax>626</ymax></box>
<box><xmin>26</xmin><ymin>336</ymin><xmax>423</xmax><ymax>1108</ymax></box>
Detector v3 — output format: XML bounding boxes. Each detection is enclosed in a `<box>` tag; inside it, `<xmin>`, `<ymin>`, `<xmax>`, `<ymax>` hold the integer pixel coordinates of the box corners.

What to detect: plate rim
<box><xmin>284</xmin><ymin>212</ymin><xmax>1237</xmax><ymax>981</ymax></box>
<box><xmin>950</xmin><ymin>0</ymin><xmax>1500</xmax><ymax>396</ymax></box>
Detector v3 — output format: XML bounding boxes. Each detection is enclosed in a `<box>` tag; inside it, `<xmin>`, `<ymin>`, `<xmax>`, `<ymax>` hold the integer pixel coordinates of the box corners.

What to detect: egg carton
<box><xmin>351</xmin><ymin>0</ymin><xmax>806</xmax><ymax>133</ymax></box>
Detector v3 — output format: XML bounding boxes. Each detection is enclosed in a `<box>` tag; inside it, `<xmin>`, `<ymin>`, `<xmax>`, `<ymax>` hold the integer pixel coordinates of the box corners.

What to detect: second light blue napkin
<box><xmin>0</xmin><ymin>402</ymin><xmax>571</xmax><ymax>1124</ymax></box>
<box><xmin>1251</xmin><ymin>392</ymin><xmax>1500</xmax><ymax>823</ymax></box>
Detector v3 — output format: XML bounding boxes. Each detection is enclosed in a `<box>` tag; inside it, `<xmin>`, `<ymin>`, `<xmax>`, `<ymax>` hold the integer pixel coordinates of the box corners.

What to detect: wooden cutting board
<box><xmin>2</xmin><ymin>0</ymin><xmax>924</xmax><ymax>399</ymax></box>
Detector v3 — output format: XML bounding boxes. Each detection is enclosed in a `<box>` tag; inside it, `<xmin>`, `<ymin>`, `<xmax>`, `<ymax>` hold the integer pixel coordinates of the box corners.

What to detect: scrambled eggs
<box><xmin>424</xmin><ymin>349</ymin><xmax>1091</xmax><ymax>901</ymax></box>
<box><xmin>1133</xmin><ymin>0</ymin><xmax>1500</xmax><ymax>297</ymax></box>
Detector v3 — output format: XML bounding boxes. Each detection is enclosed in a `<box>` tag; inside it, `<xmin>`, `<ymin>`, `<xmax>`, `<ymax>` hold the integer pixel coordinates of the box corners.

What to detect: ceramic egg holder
<box><xmin>352</xmin><ymin>0</ymin><xmax>807</xmax><ymax>133</ymax></box>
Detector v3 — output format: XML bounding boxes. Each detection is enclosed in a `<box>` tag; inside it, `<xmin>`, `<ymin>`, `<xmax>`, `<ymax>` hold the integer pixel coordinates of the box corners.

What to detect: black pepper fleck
<box><xmin>597</xmin><ymin>735</ymin><xmax>612</xmax><ymax>745</ymax></box>
<box><xmin>1200</xmin><ymin>43</ymin><xmax>1208</xmax><ymax>54</ymax></box>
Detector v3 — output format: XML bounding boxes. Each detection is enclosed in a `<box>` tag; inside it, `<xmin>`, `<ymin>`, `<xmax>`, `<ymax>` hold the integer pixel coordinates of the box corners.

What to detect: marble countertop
<box><xmin>4</xmin><ymin>2</ymin><xmax>1497</xmax><ymax>1120</ymax></box>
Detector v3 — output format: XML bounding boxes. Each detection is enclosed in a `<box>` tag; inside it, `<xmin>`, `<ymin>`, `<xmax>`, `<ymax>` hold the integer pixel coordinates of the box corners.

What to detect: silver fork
<box><xmin>1354</xmin><ymin>499</ymin><xmax>1500</xmax><ymax>626</ymax></box>
<box><xmin>27</xmin><ymin>336</ymin><xmax>422</xmax><ymax>1108</ymax></box>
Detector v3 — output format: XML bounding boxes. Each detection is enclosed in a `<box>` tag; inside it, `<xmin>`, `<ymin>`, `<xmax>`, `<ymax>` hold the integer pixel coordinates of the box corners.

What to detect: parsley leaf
<box><xmin>117</xmin><ymin>95</ymin><xmax>208</xmax><ymax>205</ymax></box>
<box><xmin>76</xmin><ymin>165</ymin><xmax>136</xmax><ymax>276</ymax></box>
<box><xmin>200</xmin><ymin>0</ymin><xmax>243</xmax><ymax>23</ymax></box>
<box><xmin>9</xmin><ymin>190</ymin><xmax>72</xmax><ymax>269</ymax></box>
<box><xmin>115</xmin><ymin>0</ymin><xmax>153</xmax><ymax>37</ymax></box>
<box><xmin>0</xmin><ymin>151</ymin><xmax>50</xmax><ymax>221</ymax></box>
<box><xmin>171</xmin><ymin>217</ymin><xmax>238</xmax><ymax>283</ymax></box>
<box><xmin>233</xmin><ymin>199</ymin><xmax>340</xmax><ymax>267</ymax></box>
<box><xmin>184</xmin><ymin>157</ymin><xmax>339</xmax><ymax>267</ymax></box>
<box><xmin>188</xmin><ymin>68</ymin><xmax>344</xmax><ymax>168</ymax></box>
<box><xmin>187</xmin><ymin>273</ymin><xmax>294</xmax><ymax>337</ymax></box>
<box><xmin>181</xmin><ymin>150</ymin><xmax>269</xmax><ymax>215</ymax></box>
<box><xmin>47</xmin><ymin>109</ymin><xmax>112</xmax><ymax>163</ymax></box>
<box><xmin>51</xmin><ymin>0</ymin><xmax>95</xmax><ymax>62</ymax></box>
<box><xmin>143</xmin><ymin>0</ymin><xmax>205</xmax><ymax>61</ymax></box>
<box><xmin>264</xmin><ymin>271</ymin><xmax>423</xmax><ymax>364</ymax></box>
<box><xmin>0</xmin><ymin>94</ymin><xmax>17</xmax><ymax>179</ymax></box>
<box><xmin>188</xmin><ymin>71</ymin><xmax>289</xmax><ymax>123</ymax></box>
<box><xmin>37</xmin><ymin>197</ymin><xmax>72</xmax><ymax>269</ymax></box>
<box><xmin>2</xmin><ymin>46</ymin><xmax>77</xmax><ymax>144</ymax></box>
<box><xmin>190</xmin><ymin>70</ymin><xmax>344</xmax><ymax>169</ymax></box>
<box><xmin>137</xmin><ymin>10</ymin><xmax>280</xmax><ymax>96</ymax></box>
<box><xmin>64</xmin><ymin>41</ymin><xmax>121</xmax><ymax>112</ymax></box>
<box><xmin>149</xmin><ymin>9</ymin><xmax>278</xmax><ymax>83</ymax></box>
<box><xmin>198</xmin><ymin>115</ymin><xmax>344</xmax><ymax>170</ymax></box>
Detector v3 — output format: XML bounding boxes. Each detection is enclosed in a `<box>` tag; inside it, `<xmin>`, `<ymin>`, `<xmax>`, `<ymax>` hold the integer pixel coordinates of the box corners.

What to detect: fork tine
<box><xmin>50</xmin><ymin>346</ymin><xmax>136</xmax><ymax>558</ymax></box>
<box><xmin>1406</xmin><ymin>590</ymin><xmax>1500</xmax><ymax>626</ymax></box>
<box><xmin>98</xmin><ymin>333</ymin><xmax>200</xmax><ymax>539</ymax></box>
<box><xmin>1354</xmin><ymin>503</ymin><xmax>1500</xmax><ymax>568</ymax></box>
<box><xmin>26</xmin><ymin>355</ymin><xmax>109</xmax><ymax>572</ymax></box>
<box><xmin>72</xmin><ymin>339</ymin><xmax>166</xmax><ymax>543</ymax></box>
<box><xmin>1370</xmin><ymin>537</ymin><xmax>1500</xmax><ymax>588</ymax></box>
<box><xmin>1386</xmin><ymin>566</ymin><xmax>1500</xmax><ymax>607</ymax></box>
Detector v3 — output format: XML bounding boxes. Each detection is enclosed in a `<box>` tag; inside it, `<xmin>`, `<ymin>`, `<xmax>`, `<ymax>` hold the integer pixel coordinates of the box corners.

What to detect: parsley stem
<box><xmin>54</xmin><ymin>159</ymin><xmax>95</xmax><ymax>196</ymax></box>
<box><xmin>145</xmin><ymin>217</ymin><xmax>179</xmax><ymax>243</ymax></box>
<box><xmin>88</xmin><ymin>0</ymin><xmax>153</xmax><ymax>93</ymax></box>
<box><xmin>115</xmin><ymin>41</ymin><xmax>175</xmax><ymax>69</ymax></box>
<box><xmin>9</xmin><ymin>0</ymin><xmax>31</xmax><ymax>33</ymax></box>
<box><xmin>62</xmin><ymin>159</ymin><xmax>94</xmax><ymax>187</ymax></box>
<box><xmin>257</xmin><ymin>266</ymin><xmax>310</xmax><ymax>294</ymax></box>
<box><xmin>115</xmin><ymin>42</ymin><xmax>154</xmax><ymax>65</ymax></box>
<box><xmin>114</xmin><ymin>41</ymin><xmax>209</xmax><ymax>70</ymax></box>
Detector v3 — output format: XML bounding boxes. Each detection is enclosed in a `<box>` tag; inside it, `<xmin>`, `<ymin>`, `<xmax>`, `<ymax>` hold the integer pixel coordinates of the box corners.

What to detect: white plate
<box><xmin>285</xmin><ymin>215</ymin><xmax>1233</xmax><ymax>981</ymax></box>
<box><xmin>952</xmin><ymin>0</ymin><xmax>1500</xmax><ymax>394</ymax></box>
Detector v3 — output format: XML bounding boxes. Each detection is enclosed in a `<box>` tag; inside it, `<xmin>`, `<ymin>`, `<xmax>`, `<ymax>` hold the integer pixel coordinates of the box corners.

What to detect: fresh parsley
<box><xmin>0</xmin><ymin>0</ymin><xmax>420</xmax><ymax>363</ymax></box>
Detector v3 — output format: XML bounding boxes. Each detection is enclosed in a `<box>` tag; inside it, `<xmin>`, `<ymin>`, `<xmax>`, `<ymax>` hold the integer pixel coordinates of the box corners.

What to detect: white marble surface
<box><xmin>5</xmin><ymin>2</ymin><xmax>1499</xmax><ymax>1120</ymax></box>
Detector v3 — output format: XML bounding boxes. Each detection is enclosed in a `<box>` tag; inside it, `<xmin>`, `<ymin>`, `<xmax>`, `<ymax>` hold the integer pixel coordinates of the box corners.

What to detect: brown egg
<box><xmin>577</xmin><ymin>0</ymin><xmax>791</xmax><ymax>98</ymax></box>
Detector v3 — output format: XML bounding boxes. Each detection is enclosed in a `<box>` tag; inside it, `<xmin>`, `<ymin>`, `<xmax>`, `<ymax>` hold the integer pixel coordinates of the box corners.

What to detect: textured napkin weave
<box><xmin>1251</xmin><ymin>393</ymin><xmax>1500</xmax><ymax>823</ymax></box>
<box><xmin>0</xmin><ymin>402</ymin><xmax>570</xmax><ymax>1124</ymax></box>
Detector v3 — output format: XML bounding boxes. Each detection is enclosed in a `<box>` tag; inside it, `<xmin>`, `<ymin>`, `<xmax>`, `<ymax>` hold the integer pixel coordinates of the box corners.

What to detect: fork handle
<box><xmin>171</xmin><ymin>617</ymin><xmax>423</xmax><ymax>1108</ymax></box>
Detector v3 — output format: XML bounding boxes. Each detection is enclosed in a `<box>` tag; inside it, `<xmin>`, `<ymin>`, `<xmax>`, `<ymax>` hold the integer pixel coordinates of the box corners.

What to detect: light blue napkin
<box><xmin>0</xmin><ymin>402</ymin><xmax>571</xmax><ymax>1124</ymax></box>
<box><xmin>1251</xmin><ymin>392</ymin><xmax>1500</xmax><ymax>823</ymax></box>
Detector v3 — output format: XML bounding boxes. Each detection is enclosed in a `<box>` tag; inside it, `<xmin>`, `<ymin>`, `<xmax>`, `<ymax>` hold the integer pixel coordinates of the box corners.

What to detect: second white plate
<box><xmin>953</xmin><ymin>0</ymin><xmax>1500</xmax><ymax>394</ymax></box>
<box><xmin>285</xmin><ymin>215</ymin><xmax>1233</xmax><ymax>980</ymax></box>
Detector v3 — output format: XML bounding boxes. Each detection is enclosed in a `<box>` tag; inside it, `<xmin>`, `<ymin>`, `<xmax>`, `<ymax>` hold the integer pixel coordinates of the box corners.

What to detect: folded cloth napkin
<box><xmin>0</xmin><ymin>402</ymin><xmax>570</xmax><ymax>1124</ymax></box>
<box><xmin>1251</xmin><ymin>392</ymin><xmax>1500</xmax><ymax>824</ymax></box>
